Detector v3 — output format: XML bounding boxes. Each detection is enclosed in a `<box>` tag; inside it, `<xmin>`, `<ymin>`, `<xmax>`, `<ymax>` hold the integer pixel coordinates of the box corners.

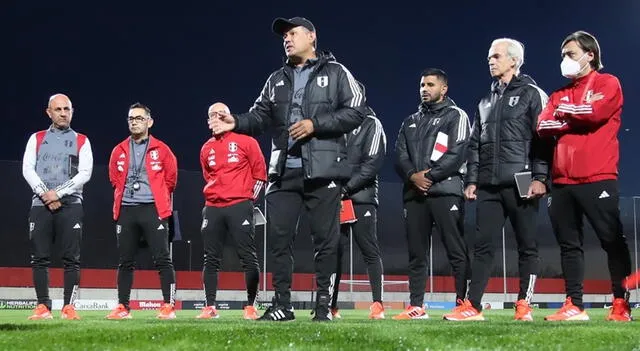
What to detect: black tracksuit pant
<box><xmin>549</xmin><ymin>180</ymin><xmax>632</xmax><ymax>309</ymax></box>
<box><xmin>116</xmin><ymin>204</ymin><xmax>176</xmax><ymax>309</ymax></box>
<box><xmin>404</xmin><ymin>195</ymin><xmax>469</xmax><ymax>307</ymax></box>
<box><xmin>266</xmin><ymin>167</ymin><xmax>341</xmax><ymax>309</ymax></box>
<box><xmin>468</xmin><ymin>185</ymin><xmax>539</xmax><ymax>311</ymax></box>
<box><xmin>29</xmin><ymin>203</ymin><xmax>83</xmax><ymax>310</ymax></box>
<box><xmin>201</xmin><ymin>200</ymin><xmax>259</xmax><ymax>307</ymax></box>
<box><xmin>332</xmin><ymin>204</ymin><xmax>384</xmax><ymax>307</ymax></box>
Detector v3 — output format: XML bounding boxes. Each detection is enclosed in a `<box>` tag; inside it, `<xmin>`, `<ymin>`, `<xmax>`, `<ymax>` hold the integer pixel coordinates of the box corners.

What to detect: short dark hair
<box><xmin>421</xmin><ymin>68</ymin><xmax>448</xmax><ymax>84</ymax></box>
<box><xmin>129</xmin><ymin>102</ymin><xmax>151</xmax><ymax>116</ymax></box>
<box><xmin>561</xmin><ymin>31</ymin><xmax>603</xmax><ymax>70</ymax></box>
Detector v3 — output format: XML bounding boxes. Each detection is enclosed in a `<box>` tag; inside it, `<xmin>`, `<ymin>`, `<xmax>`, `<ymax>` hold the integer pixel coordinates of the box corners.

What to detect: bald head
<box><xmin>48</xmin><ymin>94</ymin><xmax>72</xmax><ymax>108</ymax></box>
<box><xmin>208</xmin><ymin>102</ymin><xmax>230</xmax><ymax>116</ymax></box>
<box><xmin>46</xmin><ymin>93</ymin><xmax>73</xmax><ymax>129</ymax></box>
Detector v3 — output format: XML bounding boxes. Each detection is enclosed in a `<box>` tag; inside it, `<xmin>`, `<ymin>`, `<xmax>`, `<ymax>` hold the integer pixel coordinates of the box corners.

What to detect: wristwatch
<box><xmin>532</xmin><ymin>175</ymin><xmax>547</xmax><ymax>183</ymax></box>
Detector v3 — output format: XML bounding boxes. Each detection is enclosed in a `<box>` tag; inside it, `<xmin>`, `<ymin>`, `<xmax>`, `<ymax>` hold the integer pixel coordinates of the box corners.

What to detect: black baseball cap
<box><xmin>272</xmin><ymin>17</ymin><xmax>315</xmax><ymax>35</ymax></box>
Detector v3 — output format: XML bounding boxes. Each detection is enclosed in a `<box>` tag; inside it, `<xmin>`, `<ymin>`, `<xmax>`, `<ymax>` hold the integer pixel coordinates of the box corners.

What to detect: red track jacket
<box><xmin>200</xmin><ymin>132</ymin><xmax>266</xmax><ymax>207</ymax></box>
<box><xmin>109</xmin><ymin>136</ymin><xmax>178</xmax><ymax>220</ymax></box>
<box><xmin>537</xmin><ymin>71</ymin><xmax>622</xmax><ymax>184</ymax></box>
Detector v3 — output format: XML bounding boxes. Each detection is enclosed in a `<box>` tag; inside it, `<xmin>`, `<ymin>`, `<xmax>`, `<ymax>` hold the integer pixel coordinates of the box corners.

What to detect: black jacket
<box><xmin>395</xmin><ymin>97</ymin><xmax>471</xmax><ymax>201</ymax></box>
<box><xmin>465</xmin><ymin>74</ymin><xmax>551</xmax><ymax>187</ymax></box>
<box><xmin>343</xmin><ymin>108</ymin><xmax>386</xmax><ymax>206</ymax></box>
<box><xmin>232</xmin><ymin>51</ymin><xmax>365</xmax><ymax>181</ymax></box>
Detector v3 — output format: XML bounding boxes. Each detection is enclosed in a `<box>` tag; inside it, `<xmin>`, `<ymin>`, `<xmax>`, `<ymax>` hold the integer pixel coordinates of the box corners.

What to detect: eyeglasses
<box><xmin>127</xmin><ymin>115</ymin><xmax>148</xmax><ymax>123</ymax></box>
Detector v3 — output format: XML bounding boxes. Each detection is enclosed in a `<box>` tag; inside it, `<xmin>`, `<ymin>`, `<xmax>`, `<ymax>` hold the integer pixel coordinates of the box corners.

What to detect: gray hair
<box><xmin>491</xmin><ymin>38</ymin><xmax>525</xmax><ymax>75</ymax></box>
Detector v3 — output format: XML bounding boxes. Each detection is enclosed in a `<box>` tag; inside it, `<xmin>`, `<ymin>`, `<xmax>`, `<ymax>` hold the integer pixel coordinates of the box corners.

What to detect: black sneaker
<box><xmin>311</xmin><ymin>295</ymin><xmax>332</xmax><ymax>322</ymax></box>
<box><xmin>258</xmin><ymin>299</ymin><xmax>295</xmax><ymax>321</ymax></box>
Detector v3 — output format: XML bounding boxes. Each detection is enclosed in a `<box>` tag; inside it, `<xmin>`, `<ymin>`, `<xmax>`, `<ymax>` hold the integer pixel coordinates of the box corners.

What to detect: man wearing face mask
<box><xmin>444</xmin><ymin>39</ymin><xmax>551</xmax><ymax>321</ymax></box>
<box><xmin>537</xmin><ymin>31</ymin><xmax>632</xmax><ymax>322</ymax></box>
<box><xmin>394</xmin><ymin>68</ymin><xmax>471</xmax><ymax>320</ymax></box>
<box><xmin>106</xmin><ymin>103</ymin><xmax>178</xmax><ymax>320</ymax></box>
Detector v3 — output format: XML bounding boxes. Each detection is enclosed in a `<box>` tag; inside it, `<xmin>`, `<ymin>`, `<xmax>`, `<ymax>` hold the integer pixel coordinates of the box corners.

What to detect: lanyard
<box><xmin>130</xmin><ymin>137</ymin><xmax>150</xmax><ymax>181</ymax></box>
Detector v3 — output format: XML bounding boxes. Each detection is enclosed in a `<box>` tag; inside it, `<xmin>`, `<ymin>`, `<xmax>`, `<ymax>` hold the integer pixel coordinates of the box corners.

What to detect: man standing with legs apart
<box><xmin>331</xmin><ymin>101</ymin><xmax>387</xmax><ymax>320</ymax></box>
<box><xmin>444</xmin><ymin>39</ymin><xmax>551</xmax><ymax>321</ymax></box>
<box><xmin>106</xmin><ymin>103</ymin><xmax>178</xmax><ymax>320</ymax></box>
<box><xmin>538</xmin><ymin>31</ymin><xmax>632</xmax><ymax>322</ymax></box>
<box><xmin>23</xmin><ymin>94</ymin><xmax>93</xmax><ymax>320</ymax></box>
<box><xmin>394</xmin><ymin>69</ymin><xmax>471</xmax><ymax>320</ymax></box>
<box><xmin>211</xmin><ymin>17</ymin><xmax>365</xmax><ymax>321</ymax></box>
<box><xmin>196</xmin><ymin>102</ymin><xmax>265</xmax><ymax>320</ymax></box>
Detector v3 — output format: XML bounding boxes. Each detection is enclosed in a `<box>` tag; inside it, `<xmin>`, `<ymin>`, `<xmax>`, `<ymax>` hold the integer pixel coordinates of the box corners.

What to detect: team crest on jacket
<box><xmin>228</xmin><ymin>142</ymin><xmax>238</xmax><ymax>152</ymax></box>
<box><xmin>508</xmin><ymin>96</ymin><xmax>520</xmax><ymax>107</ymax></box>
<box><xmin>317</xmin><ymin>76</ymin><xmax>328</xmax><ymax>88</ymax></box>
<box><xmin>150</xmin><ymin>150</ymin><xmax>159</xmax><ymax>160</ymax></box>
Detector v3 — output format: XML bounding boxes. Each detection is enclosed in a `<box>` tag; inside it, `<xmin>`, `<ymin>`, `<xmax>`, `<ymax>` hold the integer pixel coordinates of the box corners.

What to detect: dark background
<box><xmin>3</xmin><ymin>1</ymin><xmax>639</xmax><ymax>279</ymax></box>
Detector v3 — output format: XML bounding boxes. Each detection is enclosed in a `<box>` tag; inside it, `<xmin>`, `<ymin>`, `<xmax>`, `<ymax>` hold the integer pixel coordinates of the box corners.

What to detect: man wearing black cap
<box><xmin>211</xmin><ymin>16</ymin><xmax>366</xmax><ymax>321</ymax></box>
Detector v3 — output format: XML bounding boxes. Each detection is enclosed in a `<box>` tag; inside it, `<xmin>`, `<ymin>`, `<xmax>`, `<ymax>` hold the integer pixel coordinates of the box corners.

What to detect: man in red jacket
<box><xmin>105</xmin><ymin>102</ymin><xmax>178</xmax><ymax>320</ymax></box>
<box><xmin>537</xmin><ymin>31</ymin><xmax>632</xmax><ymax>322</ymax></box>
<box><xmin>196</xmin><ymin>102</ymin><xmax>266</xmax><ymax>320</ymax></box>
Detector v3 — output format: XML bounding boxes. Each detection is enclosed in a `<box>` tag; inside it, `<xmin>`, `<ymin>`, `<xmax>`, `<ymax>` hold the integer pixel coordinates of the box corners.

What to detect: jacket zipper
<box><xmin>493</xmin><ymin>92</ymin><xmax>504</xmax><ymax>185</ymax></box>
<box><xmin>302</xmin><ymin>64</ymin><xmax>321</xmax><ymax>179</ymax></box>
<box><xmin>283</xmin><ymin>68</ymin><xmax>295</xmax><ymax>177</ymax></box>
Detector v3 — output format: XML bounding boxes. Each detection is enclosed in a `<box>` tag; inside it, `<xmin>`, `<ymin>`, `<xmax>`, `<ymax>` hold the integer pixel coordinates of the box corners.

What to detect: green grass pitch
<box><xmin>0</xmin><ymin>309</ymin><xmax>637</xmax><ymax>350</ymax></box>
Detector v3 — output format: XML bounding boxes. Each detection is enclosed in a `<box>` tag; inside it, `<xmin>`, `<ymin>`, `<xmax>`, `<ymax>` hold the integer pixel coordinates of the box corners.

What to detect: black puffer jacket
<box><xmin>233</xmin><ymin>51</ymin><xmax>366</xmax><ymax>181</ymax></box>
<box><xmin>465</xmin><ymin>74</ymin><xmax>552</xmax><ymax>187</ymax></box>
<box><xmin>343</xmin><ymin>107</ymin><xmax>386</xmax><ymax>206</ymax></box>
<box><xmin>395</xmin><ymin>97</ymin><xmax>471</xmax><ymax>201</ymax></box>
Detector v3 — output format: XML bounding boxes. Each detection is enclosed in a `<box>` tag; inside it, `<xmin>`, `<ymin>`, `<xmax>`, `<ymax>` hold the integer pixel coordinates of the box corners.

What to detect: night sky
<box><xmin>6</xmin><ymin>1</ymin><xmax>640</xmax><ymax>194</ymax></box>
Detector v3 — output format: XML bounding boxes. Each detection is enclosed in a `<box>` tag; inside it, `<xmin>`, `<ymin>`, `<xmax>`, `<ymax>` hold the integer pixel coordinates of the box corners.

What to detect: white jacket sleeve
<box><xmin>22</xmin><ymin>133</ymin><xmax>48</xmax><ymax>196</ymax></box>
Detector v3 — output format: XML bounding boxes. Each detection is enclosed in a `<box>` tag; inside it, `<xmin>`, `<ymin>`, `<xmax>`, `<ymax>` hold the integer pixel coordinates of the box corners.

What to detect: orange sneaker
<box><xmin>243</xmin><ymin>305</ymin><xmax>259</xmax><ymax>320</ymax></box>
<box><xmin>28</xmin><ymin>304</ymin><xmax>53</xmax><ymax>320</ymax></box>
<box><xmin>443</xmin><ymin>299</ymin><xmax>484</xmax><ymax>321</ymax></box>
<box><xmin>605</xmin><ymin>298</ymin><xmax>632</xmax><ymax>322</ymax></box>
<box><xmin>514</xmin><ymin>299</ymin><xmax>533</xmax><ymax>321</ymax></box>
<box><xmin>544</xmin><ymin>297</ymin><xmax>589</xmax><ymax>321</ymax></box>
<box><xmin>393</xmin><ymin>305</ymin><xmax>429</xmax><ymax>320</ymax></box>
<box><xmin>196</xmin><ymin>305</ymin><xmax>218</xmax><ymax>319</ymax></box>
<box><xmin>157</xmin><ymin>303</ymin><xmax>176</xmax><ymax>319</ymax></box>
<box><xmin>106</xmin><ymin>304</ymin><xmax>132</xmax><ymax>320</ymax></box>
<box><xmin>450</xmin><ymin>299</ymin><xmax>466</xmax><ymax>313</ymax></box>
<box><xmin>61</xmin><ymin>304</ymin><xmax>80</xmax><ymax>320</ymax></box>
<box><xmin>331</xmin><ymin>307</ymin><xmax>342</xmax><ymax>319</ymax></box>
<box><xmin>369</xmin><ymin>301</ymin><xmax>385</xmax><ymax>319</ymax></box>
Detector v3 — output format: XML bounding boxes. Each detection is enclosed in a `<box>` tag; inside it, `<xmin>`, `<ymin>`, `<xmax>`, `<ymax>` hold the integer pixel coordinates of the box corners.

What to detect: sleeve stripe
<box><xmin>449</xmin><ymin>106</ymin><xmax>471</xmax><ymax>142</ymax></box>
<box><xmin>528</xmin><ymin>83</ymin><xmax>549</xmax><ymax>108</ymax></box>
<box><xmin>253</xmin><ymin>180</ymin><xmax>264</xmax><ymax>199</ymax></box>
<box><xmin>367</xmin><ymin>116</ymin><xmax>384</xmax><ymax>156</ymax></box>
<box><xmin>328</xmin><ymin>62</ymin><xmax>363</xmax><ymax>107</ymax></box>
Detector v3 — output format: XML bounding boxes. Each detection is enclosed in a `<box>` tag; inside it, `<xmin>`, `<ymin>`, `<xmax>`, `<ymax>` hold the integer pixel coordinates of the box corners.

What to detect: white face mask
<box><xmin>560</xmin><ymin>53</ymin><xmax>588</xmax><ymax>78</ymax></box>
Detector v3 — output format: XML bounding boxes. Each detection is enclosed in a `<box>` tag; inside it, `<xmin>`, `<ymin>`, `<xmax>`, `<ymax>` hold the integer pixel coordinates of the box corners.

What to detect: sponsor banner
<box><xmin>503</xmin><ymin>302</ymin><xmax>640</xmax><ymax>309</ymax></box>
<box><xmin>52</xmin><ymin>299</ymin><xmax>118</xmax><ymax>310</ymax></box>
<box><xmin>480</xmin><ymin>301</ymin><xmax>504</xmax><ymax>310</ymax></box>
<box><xmin>0</xmin><ymin>299</ymin><xmax>38</xmax><ymax>310</ymax></box>
<box><xmin>129</xmin><ymin>300</ymin><xmax>183</xmax><ymax>310</ymax></box>
<box><xmin>424</xmin><ymin>301</ymin><xmax>456</xmax><ymax>310</ymax></box>
<box><xmin>181</xmin><ymin>300</ymin><xmax>246</xmax><ymax>310</ymax></box>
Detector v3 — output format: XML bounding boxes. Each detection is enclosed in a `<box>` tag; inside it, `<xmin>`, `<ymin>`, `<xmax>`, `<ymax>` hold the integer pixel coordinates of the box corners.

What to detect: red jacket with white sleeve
<box><xmin>537</xmin><ymin>71</ymin><xmax>622</xmax><ymax>184</ymax></box>
<box><xmin>109</xmin><ymin>136</ymin><xmax>178</xmax><ymax>220</ymax></box>
<box><xmin>200</xmin><ymin>132</ymin><xmax>267</xmax><ymax>207</ymax></box>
